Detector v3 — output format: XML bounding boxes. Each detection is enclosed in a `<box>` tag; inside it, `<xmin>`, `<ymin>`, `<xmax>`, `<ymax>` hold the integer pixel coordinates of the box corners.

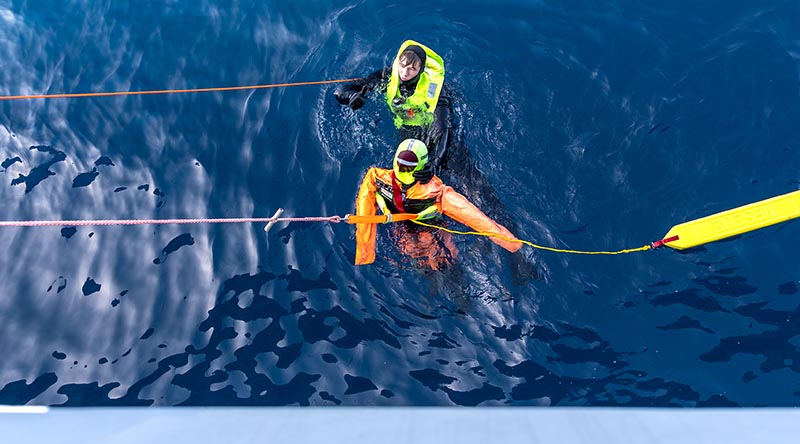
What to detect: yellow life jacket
<box><xmin>385</xmin><ymin>40</ymin><xmax>445</xmax><ymax>128</ymax></box>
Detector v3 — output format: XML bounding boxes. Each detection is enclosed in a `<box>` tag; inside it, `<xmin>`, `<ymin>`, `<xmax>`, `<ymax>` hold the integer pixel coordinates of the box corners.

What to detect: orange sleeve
<box><xmin>439</xmin><ymin>186</ymin><xmax>522</xmax><ymax>253</ymax></box>
<box><xmin>355</xmin><ymin>168</ymin><xmax>380</xmax><ymax>265</ymax></box>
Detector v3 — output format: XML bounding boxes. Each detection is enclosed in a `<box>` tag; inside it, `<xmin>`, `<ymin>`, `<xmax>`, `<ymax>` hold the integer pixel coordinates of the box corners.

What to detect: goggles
<box><xmin>395</xmin><ymin>159</ymin><xmax>418</xmax><ymax>173</ymax></box>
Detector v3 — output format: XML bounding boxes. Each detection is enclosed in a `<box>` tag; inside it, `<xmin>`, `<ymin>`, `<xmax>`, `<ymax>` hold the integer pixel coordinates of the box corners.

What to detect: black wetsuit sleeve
<box><xmin>427</xmin><ymin>85</ymin><xmax>453</xmax><ymax>167</ymax></box>
<box><xmin>334</xmin><ymin>67</ymin><xmax>391</xmax><ymax>106</ymax></box>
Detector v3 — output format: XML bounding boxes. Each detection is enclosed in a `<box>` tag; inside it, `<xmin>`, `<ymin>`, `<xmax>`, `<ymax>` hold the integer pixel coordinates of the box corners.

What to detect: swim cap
<box><xmin>393</xmin><ymin>139</ymin><xmax>428</xmax><ymax>185</ymax></box>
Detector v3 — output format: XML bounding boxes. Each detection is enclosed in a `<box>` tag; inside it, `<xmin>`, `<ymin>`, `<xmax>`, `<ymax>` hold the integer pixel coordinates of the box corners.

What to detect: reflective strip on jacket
<box><xmin>354</xmin><ymin>167</ymin><xmax>522</xmax><ymax>265</ymax></box>
<box><xmin>385</xmin><ymin>40</ymin><xmax>445</xmax><ymax>128</ymax></box>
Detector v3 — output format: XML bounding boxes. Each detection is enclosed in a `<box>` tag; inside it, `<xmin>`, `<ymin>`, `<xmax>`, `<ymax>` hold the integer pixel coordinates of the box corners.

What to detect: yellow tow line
<box><xmin>411</xmin><ymin>220</ymin><xmax>651</xmax><ymax>255</ymax></box>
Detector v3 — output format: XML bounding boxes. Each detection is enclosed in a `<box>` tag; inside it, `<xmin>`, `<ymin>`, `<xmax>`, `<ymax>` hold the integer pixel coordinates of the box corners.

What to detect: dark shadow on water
<box><xmin>410</xmin><ymin>368</ymin><xmax>505</xmax><ymax>406</ymax></box>
<box><xmin>280</xmin><ymin>266</ymin><xmax>337</xmax><ymax>292</ymax></box>
<box><xmin>71</xmin><ymin>168</ymin><xmax>98</xmax><ymax>188</ymax></box>
<box><xmin>0</xmin><ymin>373</ymin><xmax>58</xmax><ymax>405</ymax></box>
<box><xmin>60</xmin><ymin>227</ymin><xmax>77</xmax><ymax>239</ymax></box>
<box><xmin>657</xmin><ymin>315</ymin><xmax>716</xmax><ymax>335</ymax></box>
<box><xmin>7</xmin><ymin>263</ymin><xmax>750</xmax><ymax>406</ymax></box>
<box><xmin>693</xmin><ymin>274</ymin><xmax>757</xmax><ymax>298</ymax></box>
<box><xmin>701</xmin><ymin>296</ymin><xmax>800</xmax><ymax>375</ymax></box>
<box><xmin>298</xmin><ymin>305</ymin><xmax>401</xmax><ymax>350</ymax></box>
<box><xmin>153</xmin><ymin>233</ymin><xmax>195</xmax><ymax>264</ymax></box>
<box><xmin>498</xmin><ymin>323</ymin><xmax>737</xmax><ymax>406</ymax></box>
<box><xmin>10</xmin><ymin>146</ymin><xmax>66</xmax><ymax>193</ymax></box>
<box><xmin>647</xmin><ymin>288</ymin><xmax>732</xmax><ymax>313</ymax></box>
<box><xmin>343</xmin><ymin>374</ymin><xmax>378</xmax><ymax>395</ymax></box>
<box><xmin>47</xmin><ymin>276</ymin><xmax>68</xmax><ymax>293</ymax></box>
<box><xmin>81</xmin><ymin>277</ymin><xmax>101</xmax><ymax>296</ymax></box>
<box><xmin>404</xmin><ymin>318</ymin><xmax>739</xmax><ymax>406</ymax></box>
<box><xmin>1</xmin><ymin>156</ymin><xmax>21</xmax><ymax>171</ymax></box>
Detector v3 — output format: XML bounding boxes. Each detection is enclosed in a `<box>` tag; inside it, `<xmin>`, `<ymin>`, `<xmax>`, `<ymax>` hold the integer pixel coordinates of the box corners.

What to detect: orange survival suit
<box><xmin>354</xmin><ymin>168</ymin><xmax>522</xmax><ymax>265</ymax></box>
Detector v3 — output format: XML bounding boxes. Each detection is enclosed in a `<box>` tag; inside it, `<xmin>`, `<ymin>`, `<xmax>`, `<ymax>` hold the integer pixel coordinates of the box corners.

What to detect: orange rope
<box><xmin>0</xmin><ymin>78</ymin><xmax>362</xmax><ymax>101</ymax></box>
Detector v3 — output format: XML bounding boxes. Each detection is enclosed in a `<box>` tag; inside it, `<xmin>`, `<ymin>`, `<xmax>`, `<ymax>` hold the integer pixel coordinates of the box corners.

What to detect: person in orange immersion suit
<box><xmin>354</xmin><ymin>138</ymin><xmax>522</xmax><ymax>268</ymax></box>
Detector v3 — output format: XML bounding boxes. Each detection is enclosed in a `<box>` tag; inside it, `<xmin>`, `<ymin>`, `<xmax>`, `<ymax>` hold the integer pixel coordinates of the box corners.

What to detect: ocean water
<box><xmin>0</xmin><ymin>0</ymin><xmax>799</xmax><ymax>406</ymax></box>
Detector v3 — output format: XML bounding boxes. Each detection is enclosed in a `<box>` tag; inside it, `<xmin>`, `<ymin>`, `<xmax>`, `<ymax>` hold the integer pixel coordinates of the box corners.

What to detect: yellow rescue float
<box><xmin>656</xmin><ymin>190</ymin><xmax>800</xmax><ymax>250</ymax></box>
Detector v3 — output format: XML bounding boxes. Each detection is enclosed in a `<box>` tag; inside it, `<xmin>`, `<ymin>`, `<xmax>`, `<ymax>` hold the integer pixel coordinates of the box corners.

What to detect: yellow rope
<box><xmin>411</xmin><ymin>220</ymin><xmax>651</xmax><ymax>255</ymax></box>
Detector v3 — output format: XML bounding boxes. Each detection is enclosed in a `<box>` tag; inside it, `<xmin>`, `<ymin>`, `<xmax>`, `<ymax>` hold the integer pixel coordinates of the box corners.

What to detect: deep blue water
<box><xmin>1</xmin><ymin>0</ymin><xmax>799</xmax><ymax>406</ymax></box>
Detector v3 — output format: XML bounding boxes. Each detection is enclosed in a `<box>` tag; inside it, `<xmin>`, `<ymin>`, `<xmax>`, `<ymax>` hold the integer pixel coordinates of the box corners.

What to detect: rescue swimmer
<box><xmin>354</xmin><ymin>139</ymin><xmax>522</xmax><ymax>267</ymax></box>
<box><xmin>335</xmin><ymin>40</ymin><xmax>452</xmax><ymax>184</ymax></box>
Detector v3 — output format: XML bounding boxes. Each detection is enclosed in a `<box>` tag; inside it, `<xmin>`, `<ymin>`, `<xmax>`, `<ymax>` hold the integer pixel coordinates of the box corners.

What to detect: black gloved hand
<box><xmin>348</xmin><ymin>86</ymin><xmax>369</xmax><ymax>110</ymax></box>
<box><xmin>348</xmin><ymin>92</ymin><xmax>366</xmax><ymax>110</ymax></box>
<box><xmin>334</xmin><ymin>85</ymin><xmax>366</xmax><ymax>108</ymax></box>
<box><xmin>412</xmin><ymin>163</ymin><xmax>434</xmax><ymax>184</ymax></box>
<box><xmin>334</xmin><ymin>87</ymin><xmax>351</xmax><ymax>105</ymax></box>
